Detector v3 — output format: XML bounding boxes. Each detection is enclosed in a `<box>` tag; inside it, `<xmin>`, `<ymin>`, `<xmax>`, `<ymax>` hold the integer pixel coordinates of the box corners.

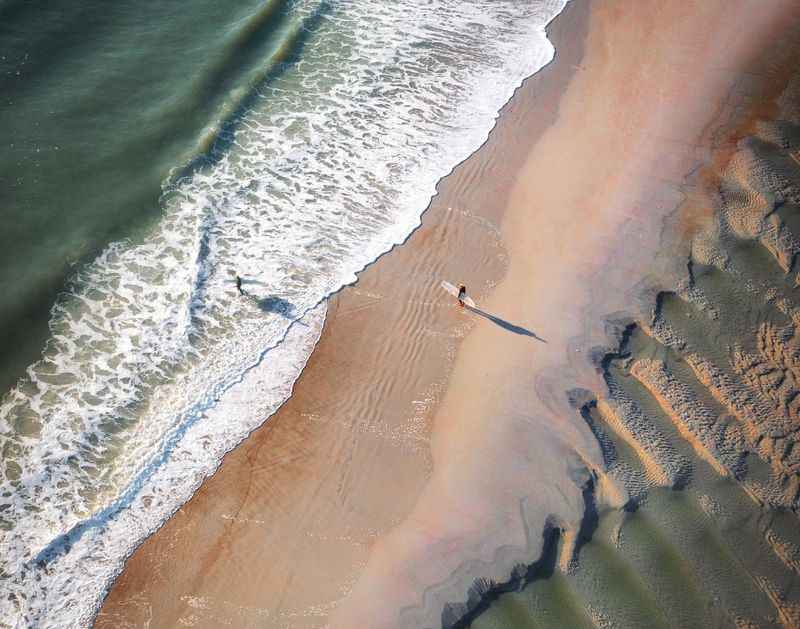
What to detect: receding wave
<box><xmin>0</xmin><ymin>0</ymin><xmax>567</xmax><ymax>625</ymax></box>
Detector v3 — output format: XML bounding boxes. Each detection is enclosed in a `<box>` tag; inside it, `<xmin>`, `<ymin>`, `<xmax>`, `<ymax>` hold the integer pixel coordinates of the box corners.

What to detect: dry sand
<box><xmin>99</xmin><ymin>1</ymin><xmax>800</xmax><ymax>627</ymax></box>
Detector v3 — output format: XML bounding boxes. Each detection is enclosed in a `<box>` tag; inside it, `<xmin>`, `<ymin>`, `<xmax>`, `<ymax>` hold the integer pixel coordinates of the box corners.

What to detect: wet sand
<box><xmin>96</xmin><ymin>3</ymin><xmax>590</xmax><ymax>626</ymax></box>
<box><xmin>99</xmin><ymin>1</ymin><xmax>800</xmax><ymax>627</ymax></box>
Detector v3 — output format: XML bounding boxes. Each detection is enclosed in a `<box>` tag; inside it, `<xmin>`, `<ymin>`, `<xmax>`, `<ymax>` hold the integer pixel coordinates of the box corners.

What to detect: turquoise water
<box><xmin>0</xmin><ymin>0</ymin><xmax>566</xmax><ymax>625</ymax></box>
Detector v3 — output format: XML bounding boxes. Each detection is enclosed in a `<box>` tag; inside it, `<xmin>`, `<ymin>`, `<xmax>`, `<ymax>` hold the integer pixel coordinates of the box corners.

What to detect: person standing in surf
<box><xmin>236</xmin><ymin>274</ymin><xmax>244</xmax><ymax>295</ymax></box>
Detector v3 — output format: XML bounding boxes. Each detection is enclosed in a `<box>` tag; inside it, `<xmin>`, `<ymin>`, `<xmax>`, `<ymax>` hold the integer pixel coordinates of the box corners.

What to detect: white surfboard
<box><xmin>440</xmin><ymin>281</ymin><xmax>476</xmax><ymax>308</ymax></box>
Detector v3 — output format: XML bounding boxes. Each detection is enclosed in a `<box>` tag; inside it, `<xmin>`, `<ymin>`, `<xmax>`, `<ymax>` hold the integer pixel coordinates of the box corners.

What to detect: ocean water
<box><xmin>0</xmin><ymin>0</ymin><xmax>567</xmax><ymax>625</ymax></box>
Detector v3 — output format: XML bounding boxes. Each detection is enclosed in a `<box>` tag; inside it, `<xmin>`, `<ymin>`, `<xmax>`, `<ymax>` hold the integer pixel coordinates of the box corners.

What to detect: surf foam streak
<box><xmin>0</xmin><ymin>0</ymin><xmax>567</xmax><ymax>625</ymax></box>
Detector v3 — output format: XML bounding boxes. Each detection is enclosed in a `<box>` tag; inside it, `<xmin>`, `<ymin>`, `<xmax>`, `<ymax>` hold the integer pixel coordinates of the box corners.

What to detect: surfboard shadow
<box><xmin>465</xmin><ymin>305</ymin><xmax>547</xmax><ymax>343</ymax></box>
<box><xmin>239</xmin><ymin>278</ymin><xmax>269</xmax><ymax>287</ymax></box>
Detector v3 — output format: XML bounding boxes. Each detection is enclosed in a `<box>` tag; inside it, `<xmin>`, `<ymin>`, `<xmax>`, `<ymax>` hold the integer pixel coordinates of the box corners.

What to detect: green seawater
<box><xmin>0</xmin><ymin>0</ymin><xmax>292</xmax><ymax>392</ymax></box>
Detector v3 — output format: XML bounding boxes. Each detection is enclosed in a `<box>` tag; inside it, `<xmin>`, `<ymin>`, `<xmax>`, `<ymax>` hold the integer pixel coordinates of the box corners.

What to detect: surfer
<box><xmin>457</xmin><ymin>284</ymin><xmax>467</xmax><ymax>307</ymax></box>
<box><xmin>236</xmin><ymin>274</ymin><xmax>244</xmax><ymax>295</ymax></box>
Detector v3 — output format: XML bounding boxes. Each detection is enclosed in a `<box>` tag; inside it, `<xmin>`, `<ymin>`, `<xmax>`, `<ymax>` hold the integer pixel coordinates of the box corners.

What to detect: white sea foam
<box><xmin>0</xmin><ymin>0</ymin><xmax>567</xmax><ymax>625</ymax></box>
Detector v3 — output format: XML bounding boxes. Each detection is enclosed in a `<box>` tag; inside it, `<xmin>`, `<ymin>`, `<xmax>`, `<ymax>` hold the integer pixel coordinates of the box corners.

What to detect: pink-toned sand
<box><xmin>98</xmin><ymin>1</ymin><xmax>800</xmax><ymax>627</ymax></box>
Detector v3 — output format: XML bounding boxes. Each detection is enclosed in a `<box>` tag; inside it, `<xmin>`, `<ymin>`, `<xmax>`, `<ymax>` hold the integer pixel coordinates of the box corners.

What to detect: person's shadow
<box><xmin>255</xmin><ymin>295</ymin><xmax>297</xmax><ymax>319</ymax></box>
<box><xmin>465</xmin><ymin>305</ymin><xmax>547</xmax><ymax>343</ymax></box>
<box><xmin>234</xmin><ymin>278</ymin><xmax>299</xmax><ymax>321</ymax></box>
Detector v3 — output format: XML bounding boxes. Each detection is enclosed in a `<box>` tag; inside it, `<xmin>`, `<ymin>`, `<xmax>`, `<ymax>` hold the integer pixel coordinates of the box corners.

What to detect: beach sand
<box><xmin>99</xmin><ymin>1</ymin><xmax>800</xmax><ymax>627</ymax></box>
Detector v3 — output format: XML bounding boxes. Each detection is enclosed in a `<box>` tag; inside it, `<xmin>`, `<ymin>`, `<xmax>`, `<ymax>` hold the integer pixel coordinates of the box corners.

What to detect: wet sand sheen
<box><xmin>100</xmin><ymin>1</ymin><xmax>800</xmax><ymax>627</ymax></box>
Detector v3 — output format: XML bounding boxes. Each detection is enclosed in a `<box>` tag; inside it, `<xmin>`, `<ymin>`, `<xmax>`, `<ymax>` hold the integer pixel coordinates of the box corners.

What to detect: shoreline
<box><xmin>99</xmin><ymin>1</ymin><xmax>800</xmax><ymax>627</ymax></box>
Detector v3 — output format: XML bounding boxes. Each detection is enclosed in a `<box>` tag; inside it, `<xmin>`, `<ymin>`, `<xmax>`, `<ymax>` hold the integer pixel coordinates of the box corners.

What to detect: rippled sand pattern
<box><xmin>466</xmin><ymin>82</ymin><xmax>800</xmax><ymax>629</ymax></box>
